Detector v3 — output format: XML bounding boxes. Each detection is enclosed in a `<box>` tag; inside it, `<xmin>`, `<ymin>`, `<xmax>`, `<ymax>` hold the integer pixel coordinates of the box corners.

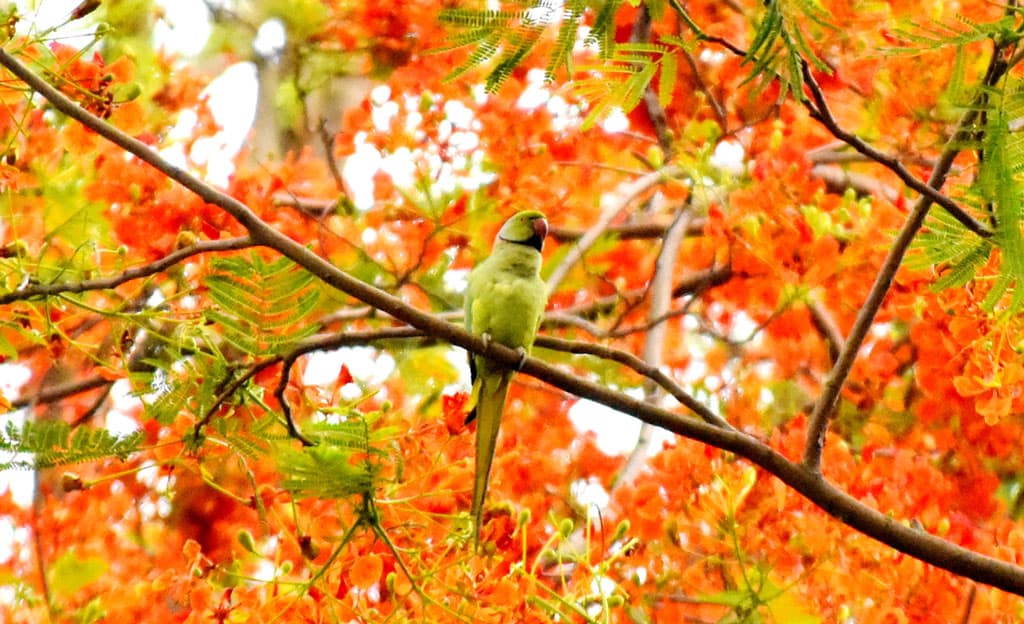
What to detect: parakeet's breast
<box><xmin>482</xmin><ymin>275</ymin><xmax>546</xmax><ymax>348</ymax></box>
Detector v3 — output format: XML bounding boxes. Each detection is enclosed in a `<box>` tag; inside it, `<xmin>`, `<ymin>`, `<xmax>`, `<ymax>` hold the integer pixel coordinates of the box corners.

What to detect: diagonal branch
<box><xmin>799</xmin><ymin>65</ymin><xmax>992</xmax><ymax>239</ymax></box>
<box><xmin>620</xmin><ymin>209</ymin><xmax>711</xmax><ymax>487</ymax></box>
<box><xmin>800</xmin><ymin>50</ymin><xmax>1010</xmax><ymax>472</ymax></box>
<box><xmin>545</xmin><ymin>164</ymin><xmax>682</xmax><ymax>293</ymax></box>
<box><xmin>6</xmin><ymin>47</ymin><xmax>1024</xmax><ymax>596</ymax></box>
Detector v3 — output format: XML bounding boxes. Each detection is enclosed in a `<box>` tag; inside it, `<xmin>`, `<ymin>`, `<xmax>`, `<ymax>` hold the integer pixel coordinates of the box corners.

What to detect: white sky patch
<box><xmin>571</xmin><ymin>477</ymin><xmax>610</xmax><ymax>513</ymax></box>
<box><xmin>190</xmin><ymin>62</ymin><xmax>259</xmax><ymax>186</ymax></box>
<box><xmin>344</xmin><ymin>138</ymin><xmax>384</xmax><ymax>210</ymax></box>
<box><xmin>699</xmin><ymin>47</ymin><xmax>727</xmax><ymax>66</ymax></box>
<box><xmin>15</xmin><ymin>0</ymin><xmax>93</xmax><ymax>46</ymax></box>
<box><xmin>517</xmin><ymin>69</ymin><xmax>552</xmax><ymax>109</ymax></box>
<box><xmin>710</xmin><ymin>139</ymin><xmax>746</xmax><ymax>176</ymax></box>
<box><xmin>154</xmin><ymin>0</ymin><xmax>211</xmax><ymax>56</ymax></box>
<box><xmin>253</xmin><ymin>18</ymin><xmax>287</xmax><ymax>58</ymax></box>
<box><xmin>303</xmin><ymin>347</ymin><xmax>397</xmax><ymax>390</ymax></box>
<box><xmin>0</xmin><ymin>409</ymin><xmax>34</xmax><ymax>509</ymax></box>
<box><xmin>0</xmin><ymin>519</ymin><xmax>26</xmax><ymax>569</ymax></box>
<box><xmin>569</xmin><ymin>393</ymin><xmax>674</xmax><ymax>456</ymax></box>
<box><xmin>106</xmin><ymin>380</ymin><xmax>141</xmax><ymax>436</ymax></box>
<box><xmin>600</xmin><ymin>108</ymin><xmax>630</xmax><ymax>133</ymax></box>
<box><xmin>0</xmin><ymin>364</ymin><xmax>31</xmax><ymax>400</ymax></box>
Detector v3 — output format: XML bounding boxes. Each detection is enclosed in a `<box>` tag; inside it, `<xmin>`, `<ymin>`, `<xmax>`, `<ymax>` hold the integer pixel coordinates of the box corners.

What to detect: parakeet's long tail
<box><xmin>471</xmin><ymin>370</ymin><xmax>512</xmax><ymax>546</ymax></box>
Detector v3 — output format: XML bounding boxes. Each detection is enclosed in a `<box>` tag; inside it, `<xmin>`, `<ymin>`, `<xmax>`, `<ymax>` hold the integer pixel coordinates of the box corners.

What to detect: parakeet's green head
<box><xmin>496</xmin><ymin>210</ymin><xmax>548</xmax><ymax>252</ymax></box>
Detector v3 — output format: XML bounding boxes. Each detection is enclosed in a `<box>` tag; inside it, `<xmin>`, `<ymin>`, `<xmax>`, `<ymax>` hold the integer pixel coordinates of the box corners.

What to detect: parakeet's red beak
<box><xmin>534</xmin><ymin>218</ymin><xmax>548</xmax><ymax>240</ymax></box>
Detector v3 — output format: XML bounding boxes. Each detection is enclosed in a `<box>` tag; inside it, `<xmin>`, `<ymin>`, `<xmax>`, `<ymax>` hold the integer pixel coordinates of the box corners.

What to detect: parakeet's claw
<box><xmin>514</xmin><ymin>346</ymin><xmax>528</xmax><ymax>371</ymax></box>
<box><xmin>481</xmin><ymin>331</ymin><xmax>491</xmax><ymax>352</ymax></box>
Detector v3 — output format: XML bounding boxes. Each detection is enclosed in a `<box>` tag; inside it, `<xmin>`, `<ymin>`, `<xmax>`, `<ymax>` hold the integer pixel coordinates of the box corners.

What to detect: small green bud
<box><xmin>237</xmin><ymin>529</ymin><xmax>257</xmax><ymax>553</ymax></box>
<box><xmin>612</xmin><ymin>520</ymin><xmax>630</xmax><ymax>542</ymax></box>
<box><xmin>558</xmin><ymin>518</ymin><xmax>574</xmax><ymax>538</ymax></box>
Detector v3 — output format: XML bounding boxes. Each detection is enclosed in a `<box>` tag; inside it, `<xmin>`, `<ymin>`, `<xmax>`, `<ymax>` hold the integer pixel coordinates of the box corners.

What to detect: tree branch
<box><xmin>669</xmin><ymin>0</ymin><xmax>992</xmax><ymax>239</ymax></box>
<box><xmin>799</xmin><ymin>66</ymin><xmax>992</xmax><ymax>239</ymax></box>
<box><xmin>550</xmin><ymin>219</ymin><xmax>705</xmax><ymax>242</ymax></box>
<box><xmin>545</xmin><ymin>165</ymin><xmax>682</xmax><ymax>293</ymax></box>
<box><xmin>800</xmin><ymin>50</ymin><xmax>1009</xmax><ymax>472</ymax></box>
<box><xmin>0</xmin><ymin>237</ymin><xmax>255</xmax><ymax>305</ymax></box>
<box><xmin>6</xmin><ymin>46</ymin><xmax>1024</xmax><ymax>596</ymax></box>
<box><xmin>623</xmin><ymin>209</ymin><xmax>702</xmax><ymax>485</ymax></box>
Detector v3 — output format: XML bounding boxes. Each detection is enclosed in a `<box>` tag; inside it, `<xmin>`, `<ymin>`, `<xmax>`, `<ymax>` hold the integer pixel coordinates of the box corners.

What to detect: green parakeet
<box><xmin>464</xmin><ymin>210</ymin><xmax>549</xmax><ymax>545</ymax></box>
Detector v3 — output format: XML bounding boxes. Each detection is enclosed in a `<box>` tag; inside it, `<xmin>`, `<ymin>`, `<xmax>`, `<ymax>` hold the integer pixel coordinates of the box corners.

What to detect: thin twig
<box><xmin>545</xmin><ymin>165</ymin><xmax>682</xmax><ymax>293</ymax></box>
<box><xmin>668</xmin><ymin>0</ymin><xmax>992</xmax><ymax>239</ymax></box>
<box><xmin>680</xmin><ymin>45</ymin><xmax>728</xmax><ymax>130</ymax></box>
<box><xmin>806</xmin><ymin>295</ymin><xmax>844</xmax><ymax>366</ymax></box>
<box><xmin>811</xmin><ymin>164</ymin><xmax>899</xmax><ymax>202</ymax></box>
<box><xmin>630</xmin><ymin>5</ymin><xmax>674</xmax><ymax>157</ymax></box>
<box><xmin>316</xmin><ymin>118</ymin><xmax>347</xmax><ymax>194</ymax></box>
<box><xmin>273</xmin><ymin>353</ymin><xmax>315</xmax><ymax>446</ymax></box>
<box><xmin>536</xmin><ymin>335</ymin><xmax>732</xmax><ymax>430</ymax></box>
<box><xmin>800</xmin><ymin>66</ymin><xmax>992</xmax><ymax>239</ymax></box>
<box><xmin>550</xmin><ymin>219</ymin><xmax>705</xmax><ymax>242</ymax></box>
<box><xmin>0</xmin><ymin>237</ymin><xmax>254</xmax><ymax>305</ymax></box>
<box><xmin>11</xmin><ymin>375</ymin><xmax>110</xmax><ymax>409</ymax></box>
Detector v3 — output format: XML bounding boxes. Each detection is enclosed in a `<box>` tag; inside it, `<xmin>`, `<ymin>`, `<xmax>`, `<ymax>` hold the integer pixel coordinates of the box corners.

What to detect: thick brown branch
<box><xmin>550</xmin><ymin>220</ymin><xmax>705</xmax><ymax>242</ymax></box>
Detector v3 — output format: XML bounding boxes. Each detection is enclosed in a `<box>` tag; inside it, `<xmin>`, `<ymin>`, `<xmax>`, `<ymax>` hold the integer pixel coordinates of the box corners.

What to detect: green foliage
<box><xmin>134</xmin><ymin>327</ymin><xmax>231</xmax><ymax>425</ymax></box>
<box><xmin>277</xmin><ymin>415</ymin><xmax>394</xmax><ymax>500</ymax></box>
<box><xmin>203</xmin><ymin>252</ymin><xmax>321</xmax><ymax>357</ymax></box>
<box><xmin>742</xmin><ymin>0</ymin><xmax>833</xmax><ymax>101</ymax></box>
<box><xmin>435</xmin><ymin>0</ymin><xmax>836</xmax><ymax>127</ymax></box>
<box><xmin>888</xmin><ymin>14</ymin><xmax>1020</xmax><ymax>52</ymax></box>
<box><xmin>0</xmin><ymin>419</ymin><xmax>143</xmax><ymax>470</ymax></box>
<box><xmin>435</xmin><ymin>6</ymin><xmax>546</xmax><ymax>92</ymax></box>
<box><xmin>572</xmin><ymin>42</ymin><xmax>677</xmax><ymax>129</ymax></box>
<box><xmin>133</xmin><ymin>251</ymin><xmax>322</xmax><ymax>427</ymax></box>
<box><xmin>913</xmin><ymin>74</ymin><xmax>1024</xmax><ymax>314</ymax></box>
<box><xmin>436</xmin><ymin>1</ymin><xmax>620</xmax><ymax>92</ymax></box>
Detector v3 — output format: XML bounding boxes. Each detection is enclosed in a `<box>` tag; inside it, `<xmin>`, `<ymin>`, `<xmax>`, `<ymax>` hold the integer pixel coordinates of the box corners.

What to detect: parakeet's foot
<box><xmin>514</xmin><ymin>346</ymin><xmax>528</xmax><ymax>371</ymax></box>
<box><xmin>481</xmin><ymin>331</ymin><xmax>492</xmax><ymax>352</ymax></box>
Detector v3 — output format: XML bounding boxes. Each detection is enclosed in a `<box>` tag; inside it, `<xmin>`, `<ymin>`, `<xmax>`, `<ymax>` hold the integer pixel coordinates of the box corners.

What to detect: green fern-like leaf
<box><xmin>586</xmin><ymin>0</ymin><xmax>622</xmax><ymax>59</ymax></box>
<box><xmin>436</xmin><ymin>1</ymin><xmax>593</xmax><ymax>92</ymax></box>
<box><xmin>743</xmin><ymin>0</ymin><xmax>834</xmax><ymax>100</ymax></box>
<box><xmin>573</xmin><ymin>42</ymin><xmax>677</xmax><ymax>129</ymax></box>
<box><xmin>213</xmin><ymin>414</ymin><xmax>275</xmax><ymax>460</ymax></box>
<box><xmin>203</xmin><ymin>253</ymin><xmax>321</xmax><ymax>357</ymax></box>
<box><xmin>978</xmin><ymin>109</ymin><xmax>1024</xmax><ymax>313</ymax></box>
<box><xmin>0</xmin><ymin>420</ymin><xmax>143</xmax><ymax>470</ymax></box>
<box><xmin>888</xmin><ymin>14</ymin><xmax>1018</xmax><ymax>52</ymax></box>
<box><xmin>915</xmin><ymin>71</ymin><xmax>1024</xmax><ymax>314</ymax></box>
<box><xmin>544</xmin><ymin>0</ymin><xmax>586</xmax><ymax>81</ymax></box>
<box><xmin>277</xmin><ymin>418</ymin><xmax>392</xmax><ymax>500</ymax></box>
<box><xmin>486</xmin><ymin>23</ymin><xmax>545</xmax><ymax>92</ymax></box>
